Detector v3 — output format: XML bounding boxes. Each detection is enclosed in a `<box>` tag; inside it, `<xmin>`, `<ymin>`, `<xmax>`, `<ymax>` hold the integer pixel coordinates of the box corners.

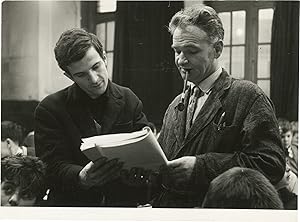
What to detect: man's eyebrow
<box><xmin>171</xmin><ymin>43</ymin><xmax>199</xmax><ymax>49</ymax></box>
<box><xmin>72</xmin><ymin>61</ymin><xmax>101</xmax><ymax>76</ymax></box>
<box><xmin>91</xmin><ymin>61</ymin><xmax>100</xmax><ymax>68</ymax></box>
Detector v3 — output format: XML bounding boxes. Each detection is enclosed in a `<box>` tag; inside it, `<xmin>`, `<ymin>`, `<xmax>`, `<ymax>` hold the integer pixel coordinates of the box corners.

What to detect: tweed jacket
<box><xmin>155</xmin><ymin>70</ymin><xmax>286</xmax><ymax>207</ymax></box>
<box><xmin>34</xmin><ymin>81</ymin><xmax>149</xmax><ymax>206</ymax></box>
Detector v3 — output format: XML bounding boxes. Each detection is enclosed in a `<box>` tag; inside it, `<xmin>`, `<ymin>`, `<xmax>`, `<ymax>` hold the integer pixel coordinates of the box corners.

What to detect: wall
<box><xmin>184</xmin><ymin>0</ymin><xmax>204</xmax><ymax>8</ymax></box>
<box><xmin>1</xmin><ymin>1</ymin><xmax>81</xmax><ymax>131</ymax></box>
<box><xmin>1</xmin><ymin>1</ymin><xmax>81</xmax><ymax>102</ymax></box>
<box><xmin>2</xmin><ymin>1</ymin><xmax>39</xmax><ymax>100</ymax></box>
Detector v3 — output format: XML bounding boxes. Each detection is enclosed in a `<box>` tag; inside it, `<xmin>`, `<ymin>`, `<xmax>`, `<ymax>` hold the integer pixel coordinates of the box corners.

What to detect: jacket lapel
<box><xmin>174</xmin><ymin>85</ymin><xmax>192</xmax><ymax>145</ymax></box>
<box><xmin>66</xmin><ymin>84</ymin><xmax>98</xmax><ymax>139</ymax></box>
<box><xmin>66</xmin><ymin>82</ymin><xmax>124</xmax><ymax>138</ymax></box>
<box><xmin>173</xmin><ymin>71</ymin><xmax>232</xmax><ymax>157</ymax></box>
<box><xmin>100</xmin><ymin>82</ymin><xmax>124</xmax><ymax>133</ymax></box>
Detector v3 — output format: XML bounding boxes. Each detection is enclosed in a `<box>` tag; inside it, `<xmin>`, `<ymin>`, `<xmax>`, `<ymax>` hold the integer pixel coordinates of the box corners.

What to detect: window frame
<box><xmin>206</xmin><ymin>1</ymin><xmax>275</xmax><ymax>83</ymax></box>
<box><xmin>81</xmin><ymin>1</ymin><xmax>116</xmax><ymax>79</ymax></box>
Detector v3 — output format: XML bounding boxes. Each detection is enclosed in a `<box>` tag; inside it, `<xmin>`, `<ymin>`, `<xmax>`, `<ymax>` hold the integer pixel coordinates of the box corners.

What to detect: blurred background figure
<box><xmin>1</xmin><ymin>121</ymin><xmax>27</xmax><ymax>158</ymax></box>
<box><xmin>290</xmin><ymin>121</ymin><xmax>298</xmax><ymax>146</ymax></box>
<box><xmin>275</xmin><ymin>154</ymin><xmax>297</xmax><ymax>210</ymax></box>
<box><xmin>278</xmin><ymin>118</ymin><xmax>298</xmax><ymax>176</ymax></box>
<box><xmin>22</xmin><ymin>131</ymin><xmax>36</xmax><ymax>156</ymax></box>
<box><xmin>1</xmin><ymin>155</ymin><xmax>46</xmax><ymax>206</ymax></box>
<box><xmin>202</xmin><ymin>167</ymin><xmax>283</xmax><ymax>209</ymax></box>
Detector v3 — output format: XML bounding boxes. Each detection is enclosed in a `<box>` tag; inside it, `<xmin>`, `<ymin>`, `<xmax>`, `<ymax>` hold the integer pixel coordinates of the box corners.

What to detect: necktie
<box><xmin>185</xmin><ymin>87</ymin><xmax>204</xmax><ymax>136</ymax></box>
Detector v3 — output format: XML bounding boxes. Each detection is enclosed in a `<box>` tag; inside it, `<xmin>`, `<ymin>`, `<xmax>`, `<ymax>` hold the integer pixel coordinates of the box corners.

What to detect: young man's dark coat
<box><xmin>34</xmin><ymin>81</ymin><xmax>149</xmax><ymax>206</ymax></box>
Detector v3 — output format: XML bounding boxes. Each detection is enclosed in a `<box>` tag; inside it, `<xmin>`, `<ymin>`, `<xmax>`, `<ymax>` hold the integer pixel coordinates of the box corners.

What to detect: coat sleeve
<box><xmin>34</xmin><ymin>103</ymin><xmax>84</xmax><ymax>192</ymax></box>
<box><xmin>191</xmin><ymin>94</ymin><xmax>286</xmax><ymax>189</ymax></box>
<box><xmin>130</xmin><ymin>91</ymin><xmax>150</xmax><ymax>131</ymax></box>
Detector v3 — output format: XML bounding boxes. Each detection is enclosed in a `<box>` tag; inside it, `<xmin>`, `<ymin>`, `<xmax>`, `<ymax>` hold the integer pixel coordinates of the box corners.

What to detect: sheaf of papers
<box><xmin>80</xmin><ymin>127</ymin><xmax>168</xmax><ymax>171</ymax></box>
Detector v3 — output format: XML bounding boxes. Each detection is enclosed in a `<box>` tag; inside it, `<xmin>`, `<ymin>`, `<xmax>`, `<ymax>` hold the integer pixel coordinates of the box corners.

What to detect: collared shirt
<box><xmin>189</xmin><ymin>67</ymin><xmax>222</xmax><ymax>124</ymax></box>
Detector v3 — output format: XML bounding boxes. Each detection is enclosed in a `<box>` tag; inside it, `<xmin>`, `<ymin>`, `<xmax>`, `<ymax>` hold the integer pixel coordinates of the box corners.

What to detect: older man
<box><xmin>154</xmin><ymin>5</ymin><xmax>285</xmax><ymax>208</ymax></box>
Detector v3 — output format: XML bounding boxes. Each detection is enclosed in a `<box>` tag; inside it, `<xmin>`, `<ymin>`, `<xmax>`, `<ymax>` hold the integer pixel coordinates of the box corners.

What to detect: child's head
<box><xmin>290</xmin><ymin>121</ymin><xmax>298</xmax><ymax>145</ymax></box>
<box><xmin>202</xmin><ymin>167</ymin><xmax>283</xmax><ymax>209</ymax></box>
<box><xmin>1</xmin><ymin>155</ymin><xmax>46</xmax><ymax>206</ymax></box>
<box><xmin>278</xmin><ymin>118</ymin><xmax>293</xmax><ymax>149</ymax></box>
<box><xmin>1</xmin><ymin>121</ymin><xmax>25</xmax><ymax>158</ymax></box>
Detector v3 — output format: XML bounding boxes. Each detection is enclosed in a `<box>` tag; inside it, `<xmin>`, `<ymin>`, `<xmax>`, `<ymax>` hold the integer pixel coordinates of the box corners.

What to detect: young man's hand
<box><xmin>78</xmin><ymin>157</ymin><xmax>123</xmax><ymax>189</ymax></box>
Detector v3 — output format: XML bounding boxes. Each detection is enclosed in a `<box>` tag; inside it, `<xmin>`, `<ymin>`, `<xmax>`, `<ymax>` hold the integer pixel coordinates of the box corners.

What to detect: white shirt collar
<box><xmin>198</xmin><ymin>67</ymin><xmax>222</xmax><ymax>93</ymax></box>
<box><xmin>187</xmin><ymin>67</ymin><xmax>222</xmax><ymax>94</ymax></box>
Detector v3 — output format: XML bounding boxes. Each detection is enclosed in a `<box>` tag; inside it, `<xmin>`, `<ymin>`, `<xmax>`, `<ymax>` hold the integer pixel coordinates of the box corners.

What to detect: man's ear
<box><xmin>63</xmin><ymin>72</ymin><xmax>74</xmax><ymax>81</ymax></box>
<box><xmin>214</xmin><ymin>41</ymin><xmax>224</xmax><ymax>59</ymax></box>
<box><xmin>5</xmin><ymin>138</ymin><xmax>13</xmax><ymax>150</ymax></box>
<box><xmin>103</xmin><ymin>51</ymin><xmax>108</xmax><ymax>67</ymax></box>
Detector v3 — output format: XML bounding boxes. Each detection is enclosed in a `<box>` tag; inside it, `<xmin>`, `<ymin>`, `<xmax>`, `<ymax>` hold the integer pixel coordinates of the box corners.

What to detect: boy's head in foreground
<box><xmin>202</xmin><ymin>167</ymin><xmax>283</xmax><ymax>209</ymax></box>
<box><xmin>1</xmin><ymin>155</ymin><xmax>46</xmax><ymax>206</ymax></box>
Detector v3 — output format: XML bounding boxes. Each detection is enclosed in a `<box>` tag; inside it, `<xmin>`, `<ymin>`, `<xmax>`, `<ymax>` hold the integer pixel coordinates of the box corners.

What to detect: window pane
<box><xmin>106</xmin><ymin>21</ymin><xmax>115</xmax><ymax>51</ymax></box>
<box><xmin>97</xmin><ymin>0</ymin><xmax>116</xmax><ymax>13</ymax></box>
<box><xmin>231</xmin><ymin>46</ymin><xmax>244</xmax><ymax>79</ymax></box>
<box><xmin>96</xmin><ymin>23</ymin><xmax>106</xmax><ymax>46</ymax></box>
<box><xmin>219</xmin><ymin>46</ymin><xmax>230</xmax><ymax>72</ymax></box>
<box><xmin>257</xmin><ymin>44</ymin><xmax>271</xmax><ymax>78</ymax></box>
<box><xmin>259</xmin><ymin>8</ymin><xmax>273</xmax><ymax>43</ymax></box>
<box><xmin>232</xmin><ymin>11</ymin><xmax>245</xmax><ymax>45</ymax></box>
<box><xmin>106</xmin><ymin>52</ymin><xmax>114</xmax><ymax>80</ymax></box>
<box><xmin>257</xmin><ymin>80</ymin><xmax>270</xmax><ymax>97</ymax></box>
<box><xmin>218</xmin><ymin>12</ymin><xmax>231</xmax><ymax>45</ymax></box>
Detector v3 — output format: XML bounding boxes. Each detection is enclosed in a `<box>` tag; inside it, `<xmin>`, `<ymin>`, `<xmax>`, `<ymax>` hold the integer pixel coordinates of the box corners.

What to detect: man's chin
<box><xmin>88</xmin><ymin>88</ymin><xmax>105</xmax><ymax>99</ymax></box>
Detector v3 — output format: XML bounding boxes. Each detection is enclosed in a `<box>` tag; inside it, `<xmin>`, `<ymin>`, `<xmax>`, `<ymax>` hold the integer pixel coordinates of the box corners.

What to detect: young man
<box><xmin>1</xmin><ymin>155</ymin><xmax>46</xmax><ymax>206</ymax></box>
<box><xmin>1</xmin><ymin>121</ymin><xmax>27</xmax><ymax>158</ymax></box>
<box><xmin>34</xmin><ymin>28</ymin><xmax>149</xmax><ymax>206</ymax></box>
<box><xmin>153</xmin><ymin>5</ymin><xmax>285</xmax><ymax>207</ymax></box>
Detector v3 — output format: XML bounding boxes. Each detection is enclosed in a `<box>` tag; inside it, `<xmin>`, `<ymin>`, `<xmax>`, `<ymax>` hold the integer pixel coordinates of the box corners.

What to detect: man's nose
<box><xmin>88</xmin><ymin>70</ymin><xmax>99</xmax><ymax>83</ymax></box>
<box><xmin>8</xmin><ymin>193</ymin><xmax>20</xmax><ymax>206</ymax></box>
<box><xmin>177</xmin><ymin>53</ymin><xmax>188</xmax><ymax>66</ymax></box>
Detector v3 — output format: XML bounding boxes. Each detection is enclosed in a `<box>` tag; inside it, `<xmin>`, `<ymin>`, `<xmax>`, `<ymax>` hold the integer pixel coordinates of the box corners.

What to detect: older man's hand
<box><xmin>163</xmin><ymin>156</ymin><xmax>196</xmax><ymax>185</ymax></box>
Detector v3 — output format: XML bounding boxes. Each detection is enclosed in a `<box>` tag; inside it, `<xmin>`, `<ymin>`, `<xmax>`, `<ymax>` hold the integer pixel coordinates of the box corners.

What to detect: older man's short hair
<box><xmin>168</xmin><ymin>5</ymin><xmax>224</xmax><ymax>43</ymax></box>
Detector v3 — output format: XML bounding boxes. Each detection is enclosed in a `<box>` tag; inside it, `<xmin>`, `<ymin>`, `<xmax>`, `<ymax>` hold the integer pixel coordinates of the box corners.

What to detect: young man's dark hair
<box><xmin>1</xmin><ymin>155</ymin><xmax>46</xmax><ymax>206</ymax></box>
<box><xmin>54</xmin><ymin>28</ymin><xmax>105</xmax><ymax>73</ymax></box>
<box><xmin>202</xmin><ymin>167</ymin><xmax>284</xmax><ymax>209</ymax></box>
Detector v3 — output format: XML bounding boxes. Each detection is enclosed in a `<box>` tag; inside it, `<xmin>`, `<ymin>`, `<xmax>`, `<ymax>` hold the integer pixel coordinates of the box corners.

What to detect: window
<box><xmin>218</xmin><ymin>11</ymin><xmax>246</xmax><ymax>79</ymax></box>
<box><xmin>207</xmin><ymin>1</ymin><xmax>275</xmax><ymax>97</ymax></box>
<box><xmin>96</xmin><ymin>0</ymin><xmax>116</xmax><ymax>80</ymax></box>
<box><xmin>97</xmin><ymin>0</ymin><xmax>116</xmax><ymax>13</ymax></box>
<box><xmin>96</xmin><ymin>21</ymin><xmax>115</xmax><ymax>80</ymax></box>
<box><xmin>81</xmin><ymin>1</ymin><xmax>117</xmax><ymax>80</ymax></box>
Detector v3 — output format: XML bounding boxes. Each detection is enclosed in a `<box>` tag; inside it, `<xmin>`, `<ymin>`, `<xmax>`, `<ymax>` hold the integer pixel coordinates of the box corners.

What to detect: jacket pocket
<box><xmin>212</xmin><ymin>122</ymin><xmax>240</xmax><ymax>152</ymax></box>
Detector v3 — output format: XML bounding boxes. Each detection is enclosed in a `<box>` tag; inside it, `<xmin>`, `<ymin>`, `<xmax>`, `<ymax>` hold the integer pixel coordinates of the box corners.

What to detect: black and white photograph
<box><xmin>0</xmin><ymin>0</ymin><xmax>298</xmax><ymax>221</ymax></box>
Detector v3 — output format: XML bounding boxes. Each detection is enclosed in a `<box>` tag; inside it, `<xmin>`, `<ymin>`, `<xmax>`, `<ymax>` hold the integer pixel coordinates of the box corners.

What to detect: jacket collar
<box><xmin>66</xmin><ymin>80</ymin><xmax>124</xmax><ymax>138</ymax></box>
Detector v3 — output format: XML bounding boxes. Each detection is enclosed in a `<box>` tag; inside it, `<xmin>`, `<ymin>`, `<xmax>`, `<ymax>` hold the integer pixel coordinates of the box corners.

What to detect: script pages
<box><xmin>80</xmin><ymin>127</ymin><xmax>168</xmax><ymax>171</ymax></box>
